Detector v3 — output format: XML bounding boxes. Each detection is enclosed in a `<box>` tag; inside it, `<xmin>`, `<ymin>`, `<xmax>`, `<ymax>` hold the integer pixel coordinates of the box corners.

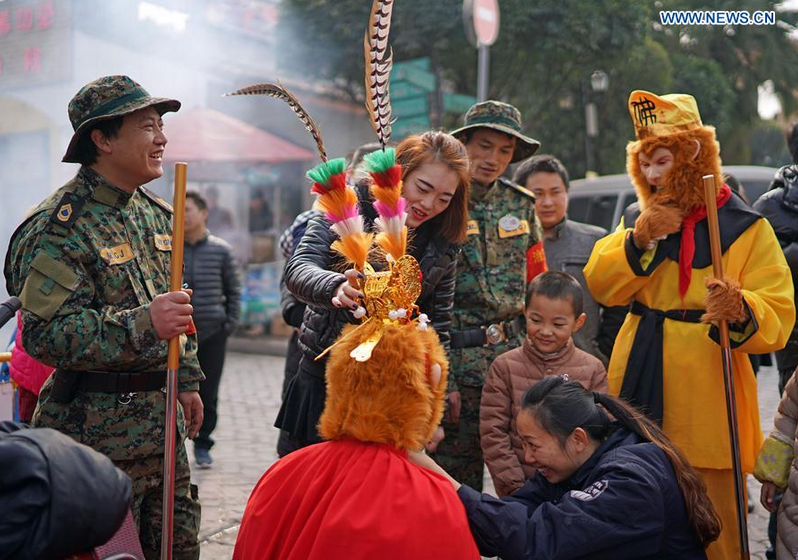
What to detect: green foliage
<box><xmin>281</xmin><ymin>0</ymin><xmax>798</xmax><ymax>177</ymax></box>
<box><xmin>670</xmin><ymin>54</ymin><xmax>734</xmax><ymax>134</ymax></box>
<box><xmin>748</xmin><ymin>119</ymin><xmax>792</xmax><ymax>167</ymax></box>
<box><xmin>591</xmin><ymin>38</ymin><xmax>675</xmax><ymax>177</ymax></box>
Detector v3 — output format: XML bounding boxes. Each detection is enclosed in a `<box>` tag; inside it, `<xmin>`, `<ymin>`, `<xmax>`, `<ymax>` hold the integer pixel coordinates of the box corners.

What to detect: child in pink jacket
<box><xmin>9</xmin><ymin>312</ymin><xmax>54</xmax><ymax>422</ymax></box>
<box><xmin>480</xmin><ymin>271</ymin><xmax>607</xmax><ymax>496</ymax></box>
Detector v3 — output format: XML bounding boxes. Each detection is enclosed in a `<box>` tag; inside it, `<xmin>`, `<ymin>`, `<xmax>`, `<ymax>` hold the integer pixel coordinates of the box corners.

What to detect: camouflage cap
<box><xmin>62</xmin><ymin>75</ymin><xmax>181</xmax><ymax>163</ymax></box>
<box><xmin>450</xmin><ymin>100</ymin><xmax>540</xmax><ymax>163</ymax></box>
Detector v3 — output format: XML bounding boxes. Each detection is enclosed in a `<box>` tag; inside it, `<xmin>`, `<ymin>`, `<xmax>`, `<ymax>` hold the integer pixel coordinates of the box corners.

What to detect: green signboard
<box><xmin>392</xmin><ymin>58</ymin><xmax>436</xmax><ymax>93</ymax></box>
<box><xmin>443</xmin><ymin>93</ymin><xmax>477</xmax><ymax>114</ymax></box>
<box><xmin>393</xmin><ymin>79</ymin><xmax>427</xmax><ymax>99</ymax></box>
<box><xmin>396</xmin><ymin>57</ymin><xmax>430</xmax><ymax>70</ymax></box>
<box><xmin>393</xmin><ymin>94</ymin><xmax>429</xmax><ymax>119</ymax></box>
<box><xmin>393</xmin><ymin>114</ymin><xmax>430</xmax><ymax>139</ymax></box>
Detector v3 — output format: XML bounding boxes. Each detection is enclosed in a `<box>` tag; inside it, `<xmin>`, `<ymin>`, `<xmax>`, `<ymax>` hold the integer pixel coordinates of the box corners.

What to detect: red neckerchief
<box><xmin>679</xmin><ymin>184</ymin><xmax>732</xmax><ymax>298</ymax></box>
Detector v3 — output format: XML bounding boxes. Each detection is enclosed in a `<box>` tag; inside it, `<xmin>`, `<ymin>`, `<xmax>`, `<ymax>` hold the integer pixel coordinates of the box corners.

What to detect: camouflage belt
<box><xmin>450</xmin><ymin>316</ymin><xmax>525</xmax><ymax>349</ymax></box>
<box><xmin>68</xmin><ymin>370</ymin><xmax>167</xmax><ymax>393</ymax></box>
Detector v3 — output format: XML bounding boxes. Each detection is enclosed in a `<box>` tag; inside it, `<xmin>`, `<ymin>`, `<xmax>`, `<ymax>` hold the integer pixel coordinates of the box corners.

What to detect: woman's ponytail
<box><xmin>592</xmin><ymin>392</ymin><xmax>721</xmax><ymax>548</ymax></box>
<box><xmin>523</xmin><ymin>378</ymin><xmax>720</xmax><ymax>549</ymax></box>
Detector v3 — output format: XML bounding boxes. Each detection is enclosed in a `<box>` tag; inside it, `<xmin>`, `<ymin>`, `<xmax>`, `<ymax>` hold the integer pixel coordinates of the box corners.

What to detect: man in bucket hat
<box><xmin>4</xmin><ymin>75</ymin><xmax>203</xmax><ymax>559</ymax></box>
<box><xmin>430</xmin><ymin>101</ymin><xmax>547</xmax><ymax>490</ymax></box>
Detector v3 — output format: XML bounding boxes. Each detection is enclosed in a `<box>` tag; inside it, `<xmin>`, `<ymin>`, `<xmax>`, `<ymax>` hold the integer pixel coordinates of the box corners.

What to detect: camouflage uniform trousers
<box><xmin>432</xmin><ymin>337</ymin><xmax>520</xmax><ymax>491</ymax></box>
<box><xmin>123</xmin><ymin>441</ymin><xmax>200</xmax><ymax>560</ymax></box>
<box><xmin>33</xmin><ymin>377</ymin><xmax>201</xmax><ymax>560</ymax></box>
<box><xmin>431</xmin><ymin>383</ymin><xmax>486</xmax><ymax>490</ymax></box>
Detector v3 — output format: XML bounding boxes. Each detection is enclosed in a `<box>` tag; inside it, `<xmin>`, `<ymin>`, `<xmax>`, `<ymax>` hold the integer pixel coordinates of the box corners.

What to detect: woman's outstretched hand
<box><xmin>332</xmin><ymin>269</ymin><xmax>365</xmax><ymax>315</ymax></box>
<box><xmin>425</xmin><ymin>426</ymin><xmax>445</xmax><ymax>453</ymax></box>
<box><xmin>408</xmin><ymin>449</ymin><xmax>461</xmax><ymax>491</ymax></box>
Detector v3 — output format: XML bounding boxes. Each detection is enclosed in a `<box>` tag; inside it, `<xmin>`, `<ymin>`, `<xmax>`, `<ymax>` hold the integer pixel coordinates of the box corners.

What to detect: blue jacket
<box><xmin>458</xmin><ymin>427</ymin><xmax>707</xmax><ymax>560</ymax></box>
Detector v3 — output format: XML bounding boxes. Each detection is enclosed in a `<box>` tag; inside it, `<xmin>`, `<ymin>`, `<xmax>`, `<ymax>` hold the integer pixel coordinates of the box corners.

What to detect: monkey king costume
<box><xmin>232</xmin><ymin>150</ymin><xmax>480</xmax><ymax>560</ymax></box>
<box><xmin>584</xmin><ymin>90</ymin><xmax>795</xmax><ymax>559</ymax></box>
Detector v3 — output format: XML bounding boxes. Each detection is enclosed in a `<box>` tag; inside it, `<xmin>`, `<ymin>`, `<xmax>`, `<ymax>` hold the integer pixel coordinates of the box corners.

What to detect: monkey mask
<box><xmin>626</xmin><ymin>90</ymin><xmax>723</xmax><ymax>212</ymax></box>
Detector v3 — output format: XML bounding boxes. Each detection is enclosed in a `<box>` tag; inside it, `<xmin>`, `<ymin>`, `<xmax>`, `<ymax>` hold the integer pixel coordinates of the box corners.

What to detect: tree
<box><xmin>651</xmin><ymin>0</ymin><xmax>798</xmax><ymax>162</ymax></box>
<box><xmin>748</xmin><ymin>119</ymin><xmax>792</xmax><ymax>167</ymax></box>
<box><xmin>278</xmin><ymin>0</ymin><xmax>798</xmax><ymax>176</ymax></box>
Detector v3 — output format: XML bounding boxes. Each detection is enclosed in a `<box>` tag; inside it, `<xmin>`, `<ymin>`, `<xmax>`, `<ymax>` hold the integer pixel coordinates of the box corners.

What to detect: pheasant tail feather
<box><xmin>364</xmin><ymin>0</ymin><xmax>394</xmax><ymax>148</ymax></box>
<box><xmin>225</xmin><ymin>82</ymin><xmax>327</xmax><ymax>162</ymax></box>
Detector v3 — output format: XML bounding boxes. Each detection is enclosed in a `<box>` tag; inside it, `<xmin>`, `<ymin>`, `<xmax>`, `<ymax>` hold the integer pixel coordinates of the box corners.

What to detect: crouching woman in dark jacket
<box><xmin>410</xmin><ymin>376</ymin><xmax>721</xmax><ymax>560</ymax></box>
<box><xmin>276</xmin><ymin>131</ymin><xmax>471</xmax><ymax>449</ymax></box>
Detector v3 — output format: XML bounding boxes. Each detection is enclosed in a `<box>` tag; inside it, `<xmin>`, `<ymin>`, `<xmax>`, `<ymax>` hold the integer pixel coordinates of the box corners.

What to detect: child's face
<box><xmin>525</xmin><ymin>293</ymin><xmax>586</xmax><ymax>354</ymax></box>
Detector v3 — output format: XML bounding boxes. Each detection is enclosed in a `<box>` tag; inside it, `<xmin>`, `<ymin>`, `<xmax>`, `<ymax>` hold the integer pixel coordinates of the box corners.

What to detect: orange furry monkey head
<box><xmin>319</xmin><ymin>321</ymin><xmax>448</xmax><ymax>451</ymax></box>
<box><xmin>626</xmin><ymin>90</ymin><xmax>723</xmax><ymax>211</ymax></box>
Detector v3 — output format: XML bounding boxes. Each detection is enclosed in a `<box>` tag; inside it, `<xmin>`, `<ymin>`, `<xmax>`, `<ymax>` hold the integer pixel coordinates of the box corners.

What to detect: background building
<box><xmin>0</xmin><ymin>0</ymin><xmax>375</xmax><ymax>341</ymax></box>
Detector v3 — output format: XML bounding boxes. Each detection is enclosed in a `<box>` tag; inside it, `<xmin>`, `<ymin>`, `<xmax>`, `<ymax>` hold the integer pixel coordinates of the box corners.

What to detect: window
<box><xmin>587</xmin><ymin>195</ymin><xmax>618</xmax><ymax>231</ymax></box>
<box><xmin>567</xmin><ymin>196</ymin><xmax>591</xmax><ymax>224</ymax></box>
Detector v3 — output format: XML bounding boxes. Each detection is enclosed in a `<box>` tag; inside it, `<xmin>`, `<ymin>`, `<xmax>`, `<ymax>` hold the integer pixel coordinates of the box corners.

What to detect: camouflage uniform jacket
<box><xmin>449</xmin><ymin>177</ymin><xmax>543</xmax><ymax>390</ymax></box>
<box><xmin>3</xmin><ymin>166</ymin><xmax>203</xmax><ymax>390</ymax></box>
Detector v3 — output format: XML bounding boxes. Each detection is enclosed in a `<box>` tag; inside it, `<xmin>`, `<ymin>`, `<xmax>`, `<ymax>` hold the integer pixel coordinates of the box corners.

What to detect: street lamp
<box><xmin>584</xmin><ymin>70</ymin><xmax>609</xmax><ymax>178</ymax></box>
<box><xmin>590</xmin><ymin>70</ymin><xmax>609</xmax><ymax>93</ymax></box>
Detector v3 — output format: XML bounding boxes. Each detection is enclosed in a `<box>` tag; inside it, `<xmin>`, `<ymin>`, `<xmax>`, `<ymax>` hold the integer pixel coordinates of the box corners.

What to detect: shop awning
<box><xmin>163</xmin><ymin>107</ymin><xmax>316</xmax><ymax>163</ymax></box>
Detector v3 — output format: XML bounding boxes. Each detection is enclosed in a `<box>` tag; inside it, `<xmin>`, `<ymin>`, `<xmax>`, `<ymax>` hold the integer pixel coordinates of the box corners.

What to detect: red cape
<box><xmin>233</xmin><ymin>439</ymin><xmax>480</xmax><ymax>560</ymax></box>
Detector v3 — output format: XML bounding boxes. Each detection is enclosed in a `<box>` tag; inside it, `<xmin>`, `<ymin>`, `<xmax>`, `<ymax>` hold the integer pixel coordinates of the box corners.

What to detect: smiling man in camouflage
<box><xmin>3</xmin><ymin>75</ymin><xmax>203</xmax><ymax>559</ymax></box>
<box><xmin>431</xmin><ymin>101</ymin><xmax>546</xmax><ymax>491</ymax></box>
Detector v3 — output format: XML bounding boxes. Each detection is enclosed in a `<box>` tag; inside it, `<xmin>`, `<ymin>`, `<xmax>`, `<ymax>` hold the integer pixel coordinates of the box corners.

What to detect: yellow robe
<box><xmin>584</xmin><ymin>217</ymin><xmax>794</xmax><ymax>472</ymax></box>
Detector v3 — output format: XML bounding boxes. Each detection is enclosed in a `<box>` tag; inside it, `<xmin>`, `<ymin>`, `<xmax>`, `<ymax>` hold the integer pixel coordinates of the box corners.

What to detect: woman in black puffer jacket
<box><xmin>753</xmin><ymin>135</ymin><xmax>798</xmax><ymax>392</ymax></box>
<box><xmin>276</xmin><ymin>131</ymin><xmax>471</xmax><ymax>449</ymax></box>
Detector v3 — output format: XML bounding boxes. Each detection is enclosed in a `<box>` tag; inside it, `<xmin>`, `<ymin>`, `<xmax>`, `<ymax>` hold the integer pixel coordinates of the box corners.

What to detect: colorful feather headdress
<box><xmin>318</xmin><ymin>0</ymin><xmax>429</xmax><ymax>362</ymax></box>
<box><xmin>225</xmin><ymin>0</ymin><xmax>426</xmax><ymax>363</ymax></box>
<box><xmin>306</xmin><ymin>157</ymin><xmax>373</xmax><ymax>271</ymax></box>
<box><xmin>311</xmin><ymin>144</ymin><xmax>424</xmax><ymax>363</ymax></box>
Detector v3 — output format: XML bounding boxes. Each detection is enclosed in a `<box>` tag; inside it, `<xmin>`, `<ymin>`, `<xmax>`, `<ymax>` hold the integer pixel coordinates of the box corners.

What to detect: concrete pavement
<box><xmin>189</xmin><ymin>350</ymin><xmax>783</xmax><ymax>559</ymax></box>
<box><xmin>188</xmin><ymin>352</ymin><xmax>285</xmax><ymax>558</ymax></box>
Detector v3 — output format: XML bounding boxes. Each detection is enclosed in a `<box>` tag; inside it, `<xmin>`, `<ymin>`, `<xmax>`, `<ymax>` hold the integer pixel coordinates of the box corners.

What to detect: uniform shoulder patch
<box><xmin>499</xmin><ymin>177</ymin><xmax>536</xmax><ymax>201</ymax></box>
<box><xmin>139</xmin><ymin>186</ymin><xmax>174</xmax><ymax>214</ymax></box>
<box><xmin>50</xmin><ymin>192</ymin><xmax>87</xmax><ymax>229</ymax></box>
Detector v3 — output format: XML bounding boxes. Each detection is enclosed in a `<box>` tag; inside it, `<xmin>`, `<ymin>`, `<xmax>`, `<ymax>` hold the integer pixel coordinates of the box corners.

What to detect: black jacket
<box><xmin>281</xmin><ymin>211</ymin><xmax>319</xmax><ymax>329</ymax></box>
<box><xmin>458</xmin><ymin>427</ymin><xmax>706</xmax><ymax>560</ymax></box>
<box><xmin>0</xmin><ymin>422</ymin><xmax>132</xmax><ymax>560</ymax></box>
<box><xmin>284</xmin><ymin>187</ymin><xmax>458</xmax><ymax>360</ymax></box>
<box><xmin>184</xmin><ymin>231</ymin><xmax>242</xmax><ymax>342</ymax></box>
<box><xmin>753</xmin><ymin>165</ymin><xmax>798</xmax><ymax>372</ymax></box>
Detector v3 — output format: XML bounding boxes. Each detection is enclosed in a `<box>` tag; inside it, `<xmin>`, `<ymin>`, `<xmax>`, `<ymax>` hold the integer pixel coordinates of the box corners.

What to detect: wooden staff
<box><xmin>702</xmin><ymin>174</ymin><xmax>749</xmax><ymax>559</ymax></box>
<box><xmin>161</xmin><ymin>162</ymin><xmax>188</xmax><ymax>560</ymax></box>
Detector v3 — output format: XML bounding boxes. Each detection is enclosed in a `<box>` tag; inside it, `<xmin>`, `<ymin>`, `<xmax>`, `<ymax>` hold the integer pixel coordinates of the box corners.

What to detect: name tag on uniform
<box><xmin>100</xmin><ymin>243</ymin><xmax>135</xmax><ymax>265</ymax></box>
<box><xmin>154</xmin><ymin>234</ymin><xmax>172</xmax><ymax>251</ymax></box>
<box><xmin>498</xmin><ymin>214</ymin><xmax>530</xmax><ymax>238</ymax></box>
<box><xmin>466</xmin><ymin>220</ymin><xmax>480</xmax><ymax>236</ymax></box>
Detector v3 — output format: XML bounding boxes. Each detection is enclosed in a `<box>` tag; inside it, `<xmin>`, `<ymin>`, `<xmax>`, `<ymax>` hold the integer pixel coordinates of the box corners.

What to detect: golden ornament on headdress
<box><xmin>316</xmin><ymin>254</ymin><xmax>425</xmax><ymax>363</ymax></box>
<box><xmin>362</xmin><ymin>255</ymin><xmax>422</xmax><ymax>320</ymax></box>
